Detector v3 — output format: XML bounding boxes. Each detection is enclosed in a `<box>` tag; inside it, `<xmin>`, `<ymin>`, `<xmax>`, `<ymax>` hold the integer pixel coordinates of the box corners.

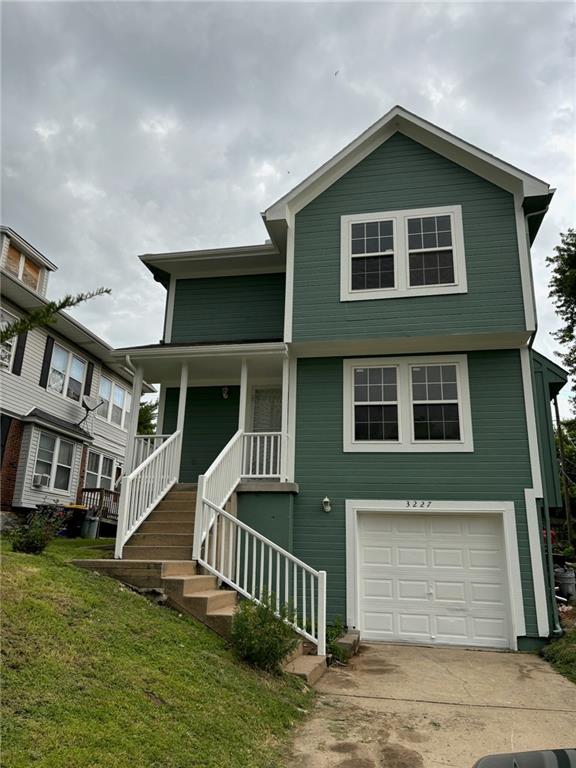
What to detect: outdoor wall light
<box><xmin>322</xmin><ymin>496</ymin><xmax>332</xmax><ymax>513</ymax></box>
<box><xmin>222</xmin><ymin>387</ymin><xmax>229</xmax><ymax>400</ymax></box>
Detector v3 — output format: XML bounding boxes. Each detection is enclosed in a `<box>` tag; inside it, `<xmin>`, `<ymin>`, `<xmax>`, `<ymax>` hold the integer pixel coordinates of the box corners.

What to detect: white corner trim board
<box><xmin>520</xmin><ymin>347</ymin><xmax>549</xmax><ymax>637</ymax></box>
<box><xmin>514</xmin><ymin>195</ymin><xmax>537</xmax><ymax>333</ymax></box>
<box><xmin>164</xmin><ymin>275</ymin><xmax>176</xmax><ymax>343</ymax></box>
<box><xmin>345</xmin><ymin>499</ymin><xmax>526</xmax><ymax>650</ymax></box>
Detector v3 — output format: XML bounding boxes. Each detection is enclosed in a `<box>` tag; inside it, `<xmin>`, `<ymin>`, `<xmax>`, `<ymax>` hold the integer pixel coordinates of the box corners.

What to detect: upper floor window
<box><xmin>47</xmin><ymin>343</ymin><xmax>87</xmax><ymax>402</ymax></box>
<box><xmin>343</xmin><ymin>354</ymin><xmax>473</xmax><ymax>453</ymax></box>
<box><xmin>33</xmin><ymin>432</ymin><xmax>74</xmax><ymax>492</ymax></box>
<box><xmin>0</xmin><ymin>309</ymin><xmax>17</xmax><ymax>370</ymax></box>
<box><xmin>340</xmin><ymin>205</ymin><xmax>467</xmax><ymax>302</ymax></box>
<box><xmin>5</xmin><ymin>245</ymin><xmax>41</xmax><ymax>292</ymax></box>
<box><xmin>97</xmin><ymin>375</ymin><xmax>132</xmax><ymax>429</ymax></box>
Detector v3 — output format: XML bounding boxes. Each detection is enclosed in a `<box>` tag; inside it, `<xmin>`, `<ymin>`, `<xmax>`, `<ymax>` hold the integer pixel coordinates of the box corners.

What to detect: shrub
<box><xmin>8</xmin><ymin>504</ymin><xmax>68</xmax><ymax>554</ymax></box>
<box><xmin>231</xmin><ymin>591</ymin><xmax>298</xmax><ymax>674</ymax></box>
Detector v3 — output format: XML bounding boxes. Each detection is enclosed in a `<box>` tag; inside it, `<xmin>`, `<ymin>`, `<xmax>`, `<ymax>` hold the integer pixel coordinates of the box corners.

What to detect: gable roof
<box><xmin>263</xmin><ymin>105</ymin><xmax>553</xmax><ymax>245</ymax></box>
<box><xmin>1</xmin><ymin>225</ymin><xmax>58</xmax><ymax>272</ymax></box>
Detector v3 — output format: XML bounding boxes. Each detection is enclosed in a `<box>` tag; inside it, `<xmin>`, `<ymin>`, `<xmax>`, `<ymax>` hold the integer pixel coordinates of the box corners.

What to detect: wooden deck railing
<box><xmin>80</xmin><ymin>487</ymin><xmax>120</xmax><ymax>522</ymax></box>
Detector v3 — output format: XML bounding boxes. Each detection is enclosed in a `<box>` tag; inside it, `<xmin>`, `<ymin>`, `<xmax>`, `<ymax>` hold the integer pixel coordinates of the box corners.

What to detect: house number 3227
<box><xmin>406</xmin><ymin>500</ymin><xmax>432</xmax><ymax>508</ymax></box>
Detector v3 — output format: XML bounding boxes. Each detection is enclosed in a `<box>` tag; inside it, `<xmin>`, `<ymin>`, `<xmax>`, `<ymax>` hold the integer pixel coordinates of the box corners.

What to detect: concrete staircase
<box><xmin>75</xmin><ymin>483</ymin><xmax>327</xmax><ymax>684</ymax></box>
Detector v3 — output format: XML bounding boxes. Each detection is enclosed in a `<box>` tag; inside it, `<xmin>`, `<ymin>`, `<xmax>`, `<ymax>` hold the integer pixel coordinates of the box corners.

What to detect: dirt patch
<box><xmin>379</xmin><ymin>743</ymin><xmax>424</xmax><ymax>768</ymax></box>
<box><xmin>337</xmin><ymin>760</ymin><xmax>375</xmax><ymax>768</ymax></box>
<box><xmin>330</xmin><ymin>742</ymin><xmax>358</xmax><ymax>754</ymax></box>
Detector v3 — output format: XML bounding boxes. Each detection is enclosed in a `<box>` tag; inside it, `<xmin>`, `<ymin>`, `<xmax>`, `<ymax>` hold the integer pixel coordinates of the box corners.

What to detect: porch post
<box><xmin>238</xmin><ymin>358</ymin><xmax>248</xmax><ymax>431</ymax></box>
<box><xmin>174</xmin><ymin>363</ymin><xmax>189</xmax><ymax>484</ymax></box>
<box><xmin>124</xmin><ymin>365</ymin><xmax>144</xmax><ymax>473</ymax></box>
<box><xmin>280</xmin><ymin>356</ymin><xmax>290</xmax><ymax>481</ymax></box>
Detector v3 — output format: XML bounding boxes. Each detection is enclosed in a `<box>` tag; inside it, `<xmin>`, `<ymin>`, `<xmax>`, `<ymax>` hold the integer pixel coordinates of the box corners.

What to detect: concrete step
<box><xmin>147</xmin><ymin>509</ymin><xmax>195</xmax><ymax>523</ymax></box>
<box><xmin>163</xmin><ymin>574</ymin><xmax>217</xmax><ymax>594</ymax></box>
<box><xmin>185</xmin><ymin>588</ymin><xmax>237</xmax><ymax>613</ymax></box>
<box><xmin>123</xmin><ymin>546</ymin><xmax>193</xmax><ymax>560</ymax></box>
<box><xmin>164</xmin><ymin>490</ymin><xmax>197</xmax><ymax>500</ymax></box>
<box><xmin>283</xmin><ymin>639</ymin><xmax>305</xmax><ymax>666</ymax></box>
<box><xmin>205</xmin><ymin>604</ymin><xmax>237</xmax><ymax>636</ymax></box>
<box><xmin>161</xmin><ymin>560</ymin><xmax>197</xmax><ymax>577</ymax></box>
<box><xmin>138</xmin><ymin>521</ymin><xmax>195</xmax><ymax>534</ymax></box>
<box><xmin>128</xmin><ymin>533</ymin><xmax>194</xmax><ymax>547</ymax></box>
<box><xmin>283</xmin><ymin>654</ymin><xmax>327</xmax><ymax>686</ymax></box>
<box><xmin>173</xmin><ymin>483</ymin><xmax>198</xmax><ymax>491</ymax></box>
<box><xmin>155</xmin><ymin>500</ymin><xmax>196</xmax><ymax>512</ymax></box>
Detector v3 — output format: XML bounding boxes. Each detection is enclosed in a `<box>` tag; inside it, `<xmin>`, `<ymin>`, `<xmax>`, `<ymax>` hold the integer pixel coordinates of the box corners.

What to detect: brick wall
<box><xmin>1</xmin><ymin>417</ymin><xmax>24</xmax><ymax>518</ymax></box>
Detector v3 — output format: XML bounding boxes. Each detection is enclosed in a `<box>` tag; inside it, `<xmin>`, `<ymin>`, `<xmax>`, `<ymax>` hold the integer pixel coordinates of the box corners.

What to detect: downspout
<box><xmin>525</xmin><ymin>202</ymin><xmax>562</xmax><ymax>636</ymax></box>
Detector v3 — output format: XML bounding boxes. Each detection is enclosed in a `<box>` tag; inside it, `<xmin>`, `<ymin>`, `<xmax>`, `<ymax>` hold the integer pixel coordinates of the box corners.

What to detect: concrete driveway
<box><xmin>289</xmin><ymin>644</ymin><xmax>576</xmax><ymax>768</ymax></box>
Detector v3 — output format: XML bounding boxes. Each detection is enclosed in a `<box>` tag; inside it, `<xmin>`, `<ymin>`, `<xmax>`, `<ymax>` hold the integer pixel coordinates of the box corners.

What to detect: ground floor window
<box><xmin>33</xmin><ymin>432</ymin><xmax>75</xmax><ymax>491</ymax></box>
<box><xmin>85</xmin><ymin>450</ymin><xmax>115</xmax><ymax>489</ymax></box>
<box><xmin>343</xmin><ymin>354</ymin><xmax>473</xmax><ymax>452</ymax></box>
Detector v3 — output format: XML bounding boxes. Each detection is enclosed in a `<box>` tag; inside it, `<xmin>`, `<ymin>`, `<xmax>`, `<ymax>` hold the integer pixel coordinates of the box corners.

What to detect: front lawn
<box><xmin>1</xmin><ymin>538</ymin><xmax>313</xmax><ymax>768</ymax></box>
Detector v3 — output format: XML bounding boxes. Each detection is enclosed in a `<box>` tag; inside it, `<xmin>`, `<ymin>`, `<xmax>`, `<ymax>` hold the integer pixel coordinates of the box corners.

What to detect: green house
<box><xmin>113</xmin><ymin>106</ymin><xmax>566</xmax><ymax>654</ymax></box>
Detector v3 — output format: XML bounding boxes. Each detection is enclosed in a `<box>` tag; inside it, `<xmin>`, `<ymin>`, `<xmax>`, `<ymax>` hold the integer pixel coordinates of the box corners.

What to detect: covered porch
<box><xmin>117</xmin><ymin>341</ymin><xmax>293</xmax><ymax>485</ymax></box>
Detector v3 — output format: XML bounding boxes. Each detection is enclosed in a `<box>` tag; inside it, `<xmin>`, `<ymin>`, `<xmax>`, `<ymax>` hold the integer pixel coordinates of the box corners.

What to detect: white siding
<box><xmin>12</xmin><ymin>425</ymin><xmax>83</xmax><ymax>509</ymax></box>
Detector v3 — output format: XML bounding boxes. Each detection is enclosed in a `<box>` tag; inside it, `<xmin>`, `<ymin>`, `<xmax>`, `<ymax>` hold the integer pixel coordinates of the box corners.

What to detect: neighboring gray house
<box><xmin>0</xmin><ymin>226</ymin><xmax>151</xmax><ymax>519</ymax></box>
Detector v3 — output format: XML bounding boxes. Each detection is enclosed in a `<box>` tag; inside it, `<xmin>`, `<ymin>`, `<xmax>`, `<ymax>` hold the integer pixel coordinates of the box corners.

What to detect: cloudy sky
<box><xmin>2</xmin><ymin>1</ymin><xmax>575</xmax><ymax>405</ymax></box>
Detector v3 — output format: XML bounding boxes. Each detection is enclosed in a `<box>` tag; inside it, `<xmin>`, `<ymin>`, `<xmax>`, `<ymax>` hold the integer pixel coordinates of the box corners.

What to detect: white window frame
<box><xmin>0</xmin><ymin>308</ymin><xmax>17</xmax><ymax>371</ymax></box>
<box><xmin>6</xmin><ymin>250</ymin><xmax>42</xmax><ymax>292</ymax></box>
<box><xmin>47</xmin><ymin>342</ymin><xmax>87</xmax><ymax>403</ymax></box>
<box><xmin>96</xmin><ymin>375</ymin><xmax>131</xmax><ymax>431</ymax></box>
<box><xmin>340</xmin><ymin>205</ymin><xmax>467</xmax><ymax>301</ymax></box>
<box><xmin>343</xmin><ymin>354</ymin><xmax>473</xmax><ymax>453</ymax></box>
<box><xmin>33</xmin><ymin>431</ymin><xmax>75</xmax><ymax>493</ymax></box>
<box><xmin>85</xmin><ymin>450</ymin><xmax>115</xmax><ymax>489</ymax></box>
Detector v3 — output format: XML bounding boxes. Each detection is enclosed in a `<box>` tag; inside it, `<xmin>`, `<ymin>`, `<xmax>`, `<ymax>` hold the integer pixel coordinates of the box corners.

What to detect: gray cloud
<box><xmin>2</xmin><ymin>1</ymin><xmax>575</xmax><ymax>405</ymax></box>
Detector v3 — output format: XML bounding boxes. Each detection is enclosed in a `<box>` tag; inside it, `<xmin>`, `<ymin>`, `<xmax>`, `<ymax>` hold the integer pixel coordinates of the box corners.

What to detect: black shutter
<box><xmin>39</xmin><ymin>336</ymin><xmax>55</xmax><ymax>389</ymax></box>
<box><xmin>11</xmin><ymin>331</ymin><xmax>27</xmax><ymax>376</ymax></box>
<box><xmin>84</xmin><ymin>362</ymin><xmax>94</xmax><ymax>397</ymax></box>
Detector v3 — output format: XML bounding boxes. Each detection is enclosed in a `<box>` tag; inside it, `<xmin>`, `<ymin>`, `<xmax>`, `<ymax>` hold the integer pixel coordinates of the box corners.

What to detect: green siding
<box><xmin>171</xmin><ymin>273</ymin><xmax>285</xmax><ymax>343</ymax></box>
<box><xmin>293</xmin><ymin>132</ymin><xmax>524</xmax><ymax>341</ymax></box>
<box><xmin>237</xmin><ymin>492</ymin><xmax>294</xmax><ymax>551</ymax></box>
<box><xmin>292</xmin><ymin>350</ymin><xmax>538</xmax><ymax>635</ymax></box>
<box><xmin>531</xmin><ymin>352</ymin><xmax>564</xmax><ymax>510</ymax></box>
<box><xmin>163</xmin><ymin>386</ymin><xmax>239</xmax><ymax>482</ymax></box>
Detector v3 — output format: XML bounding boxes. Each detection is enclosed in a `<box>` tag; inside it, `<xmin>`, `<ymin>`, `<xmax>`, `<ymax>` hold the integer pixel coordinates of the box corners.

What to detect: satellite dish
<box><xmin>83</xmin><ymin>395</ymin><xmax>101</xmax><ymax>411</ymax></box>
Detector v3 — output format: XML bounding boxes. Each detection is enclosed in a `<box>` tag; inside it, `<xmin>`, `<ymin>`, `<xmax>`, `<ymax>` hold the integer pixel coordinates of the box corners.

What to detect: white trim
<box><xmin>33</xmin><ymin>430</ymin><xmax>76</xmax><ymax>494</ymax></box>
<box><xmin>283</xmin><ymin>214</ymin><xmax>294</xmax><ymax>342</ymax></box>
<box><xmin>280</xmin><ymin>357</ymin><xmax>290</xmax><ymax>481</ymax></box>
<box><xmin>95</xmin><ymin>374</ymin><xmax>131</xmax><ymax>431</ymax></box>
<box><xmin>46</xmin><ymin>340</ymin><xmax>88</xmax><ymax>404</ymax></box>
<box><xmin>156</xmin><ymin>384</ymin><xmax>166</xmax><ymax>435</ymax></box>
<box><xmin>514</xmin><ymin>196</ymin><xmax>537</xmax><ymax>333</ymax></box>
<box><xmin>112</xmin><ymin>341</ymin><xmax>288</xmax><ymax>361</ymax></box>
<box><xmin>343</xmin><ymin>354</ymin><xmax>473</xmax><ymax>453</ymax></box>
<box><xmin>345</xmin><ymin>499</ymin><xmax>525</xmax><ymax>650</ymax></box>
<box><xmin>286</xmin><ymin>355</ymin><xmax>297</xmax><ymax>482</ymax></box>
<box><xmin>0</xmin><ymin>307</ymin><xmax>18</xmax><ymax>372</ymax></box>
<box><xmin>238</xmin><ymin>359</ymin><xmax>249</xmax><ymax>431</ymax></box>
<box><xmin>164</xmin><ymin>275</ymin><xmax>176</xmax><ymax>343</ymax></box>
<box><xmin>123</xmin><ymin>366</ymin><xmax>144</xmax><ymax>473</ymax></box>
<box><xmin>340</xmin><ymin>205</ymin><xmax>467</xmax><ymax>302</ymax></box>
<box><xmin>265</xmin><ymin>106</ymin><xmax>549</xmax><ymax>222</ymax></box>
<box><xmin>85</xmin><ymin>449</ymin><xmax>116</xmax><ymax>490</ymax></box>
<box><xmin>520</xmin><ymin>347</ymin><xmax>549</xmax><ymax>637</ymax></box>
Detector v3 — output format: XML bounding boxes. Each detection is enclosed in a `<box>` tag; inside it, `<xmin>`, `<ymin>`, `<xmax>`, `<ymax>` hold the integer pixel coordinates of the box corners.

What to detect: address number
<box><xmin>406</xmin><ymin>500</ymin><xmax>432</xmax><ymax>508</ymax></box>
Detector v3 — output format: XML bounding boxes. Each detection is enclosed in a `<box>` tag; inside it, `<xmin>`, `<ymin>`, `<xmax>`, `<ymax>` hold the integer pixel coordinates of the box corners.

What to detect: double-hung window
<box><xmin>97</xmin><ymin>375</ymin><xmax>131</xmax><ymax>429</ymax></box>
<box><xmin>0</xmin><ymin>309</ymin><xmax>17</xmax><ymax>370</ymax></box>
<box><xmin>344</xmin><ymin>355</ymin><xmax>473</xmax><ymax>452</ymax></box>
<box><xmin>5</xmin><ymin>246</ymin><xmax>42</xmax><ymax>291</ymax></box>
<box><xmin>85</xmin><ymin>451</ymin><xmax>114</xmax><ymax>489</ymax></box>
<box><xmin>47</xmin><ymin>343</ymin><xmax>87</xmax><ymax>402</ymax></box>
<box><xmin>341</xmin><ymin>205</ymin><xmax>466</xmax><ymax>301</ymax></box>
<box><xmin>34</xmin><ymin>432</ymin><xmax>74</xmax><ymax>491</ymax></box>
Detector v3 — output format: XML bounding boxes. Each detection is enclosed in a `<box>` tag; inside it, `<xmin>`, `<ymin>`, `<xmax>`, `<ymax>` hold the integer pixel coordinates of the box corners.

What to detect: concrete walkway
<box><xmin>289</xmin><ymin>644</ymin><xmax>576</xmax><ymax>768</ymax></box>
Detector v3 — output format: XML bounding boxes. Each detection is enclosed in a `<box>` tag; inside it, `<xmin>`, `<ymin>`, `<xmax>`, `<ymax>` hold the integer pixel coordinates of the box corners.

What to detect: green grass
<box><xmin>542</xmin><ymin>625</ymin><xmax>576</xmax><ymax>684</ymax></box>
<box><xmin>1</xmin><ymin>538</ymin><xmax>314</xmax><ymax>768</ymax></box>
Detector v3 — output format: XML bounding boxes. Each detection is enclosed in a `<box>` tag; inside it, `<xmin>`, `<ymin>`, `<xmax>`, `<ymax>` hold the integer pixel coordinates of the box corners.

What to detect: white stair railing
<box><xmin>193</xmin><ymin>429</ymin><xmax>326</xmax><ymax>655</ymax></box>
<box><xmin>132</xmin><ymin>434</ymin><xmax>171</xmax><ymax>472</ymax></box>
<box><xmin>242</xmin><ymin>432</ymin><xmax>282</xmax><ymax>478</ymax></box>
<box><xmin>115</xmin><ymin>430</ymin><xmax>182</xmax><ymax>558</ymax></box>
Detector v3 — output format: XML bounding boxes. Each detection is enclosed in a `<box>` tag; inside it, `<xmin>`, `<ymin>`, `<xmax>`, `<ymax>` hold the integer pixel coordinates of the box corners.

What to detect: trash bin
<box><xmin>63</xmin><ymin>505</ymin><xmax>87</xmax><ymax>538</ymax></box>
<box><xmin>555</xmin><ymin>568</ymin><xmax>576</xmax><ymax>600</ymax></box>
<box><xmin>81</xmin><ymin>515</ymin><xmax>100</xmax><ymax>539</ymax></box>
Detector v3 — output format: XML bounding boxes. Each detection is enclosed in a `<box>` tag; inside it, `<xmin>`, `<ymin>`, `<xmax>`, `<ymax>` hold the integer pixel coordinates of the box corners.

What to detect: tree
<box><xmin>547</xmin><ymin>229</ymin><xmax>576</xmax><ymax>407</ymax></box>
<box><xmin>137</xmin><ymin>399</ymin><xmax>158</xmax><ymax>435</ymax></box>
<box><xmin>0</xmin><ymin>288</ymin><xmax>111</xmax><ymax>344</ymax></box>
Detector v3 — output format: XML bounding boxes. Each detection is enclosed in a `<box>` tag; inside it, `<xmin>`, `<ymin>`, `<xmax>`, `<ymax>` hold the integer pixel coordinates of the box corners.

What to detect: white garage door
<box><xmin>357</xmin><ymin>512</ymin><xmax>510</xmax><ymax>649</ymax></box>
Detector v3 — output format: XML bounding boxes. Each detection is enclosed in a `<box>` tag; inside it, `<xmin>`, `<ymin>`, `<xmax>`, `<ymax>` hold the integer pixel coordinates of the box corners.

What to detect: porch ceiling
<box><xmin>112</xmin><ymin>342</ymin><xmax>287</xmax><ymax>387</ymax></box>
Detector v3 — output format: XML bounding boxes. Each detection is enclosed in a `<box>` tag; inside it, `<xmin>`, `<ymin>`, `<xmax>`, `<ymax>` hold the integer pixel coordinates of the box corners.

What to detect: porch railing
<box><xmin>81</xmin><ymin>487</ymin><xmax>119</xmax><ymax>522</ymax></box>
<box><xmin>242</xmin><ymin>432</ymin><xmax>281</xmax><ymax>478</ymax></box>
<box><xmin>115</xmin><ymin>430</ymin><xmax>182</xmax><ymax>558</ymax></box>
<box><xmin>132</xmin><ymin>434</ymin><xmax>171</xmax><ymax>472</ymax></box>
<box><xmin>194</xmin><ymin>429</ymin><xmax>326</xmax><ymax>655</ymax></box>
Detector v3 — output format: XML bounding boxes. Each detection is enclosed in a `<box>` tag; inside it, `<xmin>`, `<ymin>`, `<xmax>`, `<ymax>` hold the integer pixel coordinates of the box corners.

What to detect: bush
<box><xmin>231</xmin><ymin>591</ymin><xmax>298</xmax><ymax>674</ymax></box>
<box><xmin>8</xmin><ymin>504</ymin><xmax>68</xmax><ymax>554</ymax></box>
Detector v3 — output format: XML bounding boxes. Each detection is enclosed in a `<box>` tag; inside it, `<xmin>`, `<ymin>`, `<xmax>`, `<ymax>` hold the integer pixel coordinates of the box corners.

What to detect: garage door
<box><xmin>357</xmin><ymin>513</ymin><xmax>510</xmax><ymax>648</ymax></box>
